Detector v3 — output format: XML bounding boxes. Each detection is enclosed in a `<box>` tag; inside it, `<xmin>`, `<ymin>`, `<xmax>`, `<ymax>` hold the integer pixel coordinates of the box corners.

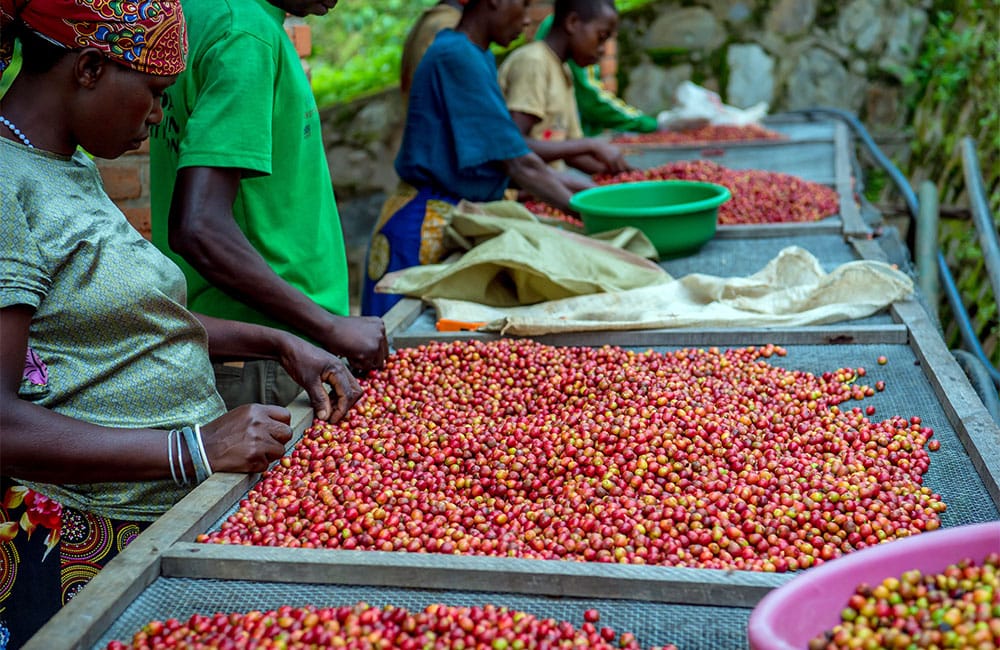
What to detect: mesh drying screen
<box><xmin>659</xmin><ymin>233</ymin><xmax>856</xmax><ymax>277</ymax></box>
<box><xmin>624</xmin><ymin>141</ymin><xmax>838</xmax><ymax>184</ymax></box>
<box><xmin>93</xmin><ymin>578</ymin><xmax>751</xmax><ymax>650</ymax></box>
<box><xmin>732</xmin><ymin>343</ymin><xmax>998</xmax><ymax>527</ymax></box>
<box><xmin>207</xmin><ymin>343</ymin><xmax>997</xmax><ymax>535</ymax></box>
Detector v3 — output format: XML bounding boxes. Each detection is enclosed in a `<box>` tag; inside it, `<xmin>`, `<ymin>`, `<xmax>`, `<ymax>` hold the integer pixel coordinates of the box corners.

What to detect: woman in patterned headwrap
<box><xmin>0</xmin><ymin>3</ymin><xmax>363</xmax><ymax>646</ymax></box>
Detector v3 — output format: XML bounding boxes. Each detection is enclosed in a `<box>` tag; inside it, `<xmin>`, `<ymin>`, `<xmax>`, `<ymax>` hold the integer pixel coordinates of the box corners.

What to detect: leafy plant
<box><xmin>905</xmin><ymin>0</ymin><xmax>999</xmax><ymax>366</ymax></box>
<box><xmin>306</xmin><ymin>1</ymin><xmax>438</xmax><ymax>106</ymax></box>
<box><xmin>0</xmin><ymin>42</ymin><xmax>21</xmax><ymax>98</ymax></box>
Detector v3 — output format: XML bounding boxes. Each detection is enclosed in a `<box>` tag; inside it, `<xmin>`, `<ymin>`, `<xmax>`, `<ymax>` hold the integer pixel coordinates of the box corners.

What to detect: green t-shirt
<box><xmin>150</xmin><ymin>0</ymin><xmax>349</xmax><ymax>332</ymax></box>
<box><xmin>0</xmin><ymin>138</ymin><xmax>227</xmax><ymax>520</ymax></box>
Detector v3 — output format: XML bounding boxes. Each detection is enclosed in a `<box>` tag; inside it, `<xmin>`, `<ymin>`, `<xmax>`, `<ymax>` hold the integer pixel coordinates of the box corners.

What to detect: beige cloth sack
<box><xmin>427</xmin><ymin>246</ymin><xmax>914</xmax><ymax>336</ymax></box>
<box><xmin>376</xmin><ymin>200</ymin><xmax>667</xmax><ymax>307</ymax></box>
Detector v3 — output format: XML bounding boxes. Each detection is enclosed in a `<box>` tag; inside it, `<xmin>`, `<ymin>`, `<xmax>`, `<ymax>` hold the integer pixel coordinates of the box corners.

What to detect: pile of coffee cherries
<box><xmin>106</xmin><ymin>603</ymin><xmax>678</xmax><ymax>650</ymax></box>
<box><xmin>809</xmin><ymin>554</ymin><xmax>1000</xmax><ymax>649</ymax></box>
<box><xmin>612</xmin><ymin>124</ymin><xmax>785</xmax><ymax>146</ymax></box>
<box><xmin>202</xmin><ymin>340</ymin><xmax>945</xmax><ymax>573</ymax></box>
<box><xmin>523</xmin><ymin>160</ymin><xmax>839</xmax><ymax>226</ymax></box>
<box><xmin>521</xmin><ymin>199</ymin><xmax>584</xmax><ymax>230</ymax></box>
<box><xmin>593</xmin><ymin>160</ymin><xmax>840</xmax><ymax>225</ymax></box>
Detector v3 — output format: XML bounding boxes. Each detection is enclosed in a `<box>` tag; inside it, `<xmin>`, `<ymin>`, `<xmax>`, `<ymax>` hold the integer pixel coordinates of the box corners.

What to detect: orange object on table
<box><xmin>435</xmin><ymin>319</ymin><xmax>487</xmax><ymax>332</ymax></box>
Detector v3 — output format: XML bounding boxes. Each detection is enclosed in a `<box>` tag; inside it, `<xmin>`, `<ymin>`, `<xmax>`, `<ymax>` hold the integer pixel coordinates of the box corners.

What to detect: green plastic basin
<box><xmin>569</xmin><ymin>180</ymin><xmax>731</xmax><ymax>259</ymax></box>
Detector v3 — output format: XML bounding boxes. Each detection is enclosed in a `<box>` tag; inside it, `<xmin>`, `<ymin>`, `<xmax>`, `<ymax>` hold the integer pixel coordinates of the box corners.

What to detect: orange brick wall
<box><xmin>96</xmin><ymin>140</ymin><xmax>152</xmax><ymax>239</ymax></box>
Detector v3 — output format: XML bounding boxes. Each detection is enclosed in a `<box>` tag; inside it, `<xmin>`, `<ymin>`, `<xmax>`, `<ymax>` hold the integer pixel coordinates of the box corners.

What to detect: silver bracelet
<box><xmin>176</xmin><ymin>427</ymin><xmax>189</xmax><ymax>485</ymax></box>
<box><xmin>194</xmin><ymin>424</ymin><xmax>213</xmax><ymax>476</ymax></box>
<box><xmin>167</xmin><ymin>429</ymin><xmax>181</xmax><ymax>486</ymax></box>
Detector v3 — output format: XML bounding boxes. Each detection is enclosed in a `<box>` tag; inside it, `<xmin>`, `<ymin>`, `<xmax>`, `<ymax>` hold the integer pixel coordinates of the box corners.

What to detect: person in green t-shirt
<box><xmin>150</xmin><ymin>0</ymin><xmax>388</xmax><ymax>411</ymax></box>
<box><xmin>534</xmin><ymin>11</ymin><xmax>658</xmax><ymax>136</ymax></box>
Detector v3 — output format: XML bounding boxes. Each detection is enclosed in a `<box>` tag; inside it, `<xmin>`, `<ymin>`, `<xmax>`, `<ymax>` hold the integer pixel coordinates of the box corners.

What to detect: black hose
<box><xmin>939</xmin><ymin>250</ymin><xmax>1000</xmax><ymax>387</ymax></box>
<box><xmin>789</xmin><ymin>108</ymin><xmax>1000</xmax><ymax>388</ymax></box>
<box><xmin>785</xmin><ymin>107</ymin><xmax>920</xmax><ymax>241</ymax></box>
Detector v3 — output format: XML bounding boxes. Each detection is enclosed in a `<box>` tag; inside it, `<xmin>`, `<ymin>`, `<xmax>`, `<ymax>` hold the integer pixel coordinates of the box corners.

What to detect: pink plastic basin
<box><xmin>747</xmin><ymin>521</ymin><xmax>1000</xmax><ymax>649</ymax></box>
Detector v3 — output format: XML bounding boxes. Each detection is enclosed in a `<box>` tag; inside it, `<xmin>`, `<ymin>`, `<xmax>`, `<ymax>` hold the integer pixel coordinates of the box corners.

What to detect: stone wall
<box><xmin>326</xmin><ymin>0</ymin><xmax>931</xmax><ymax>203</ymax></box>
<box><xmin>617</xmin><ymin>0</ymin><xmax>929</xmax><ymax>132</ymax></box>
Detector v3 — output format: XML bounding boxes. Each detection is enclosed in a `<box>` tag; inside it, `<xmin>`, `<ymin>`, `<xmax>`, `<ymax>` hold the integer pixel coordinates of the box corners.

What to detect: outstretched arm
<box><xmin>194</xmin><ymin>313</ymin><xmax>363</xmax><ymax>423</ymax></box>
<box><xmin>167</xmin><ymin>166</ymin><xmax>387</xmax><ymax>374</ymax></box>
<box><xmin>510</xmin><ymin>111</ymin><xmax>631</xmax><ymax>175</ymax></box>
<box><xmin>503</xmin><ymin>152</ymin><xmax>578</xmax><ymax>215</ymax></box>
<box><xmin>0</xmin><ymin>305</ymin><xmax>292</xmax><ymax>484</ymax></box>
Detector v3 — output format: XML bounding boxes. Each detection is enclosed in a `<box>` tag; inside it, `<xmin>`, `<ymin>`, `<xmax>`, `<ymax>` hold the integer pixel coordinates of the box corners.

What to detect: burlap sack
<box><xmin>427</xmin><ymin>246</ymin><xmax>914</xmax><ymax>335</ymax></box>
<box><xmin>376</xmin><ymin>200</ymin><xmax>667</xmax><ymax>307</ymax></box>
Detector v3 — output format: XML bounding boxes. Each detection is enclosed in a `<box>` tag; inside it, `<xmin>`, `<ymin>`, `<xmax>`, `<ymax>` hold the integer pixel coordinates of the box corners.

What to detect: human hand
<box><xmin>324</xmin><ymin>316</ymin><xmax>389</xmax><ymax>376</ymax></box>
<box><xmin>201</xmin><ymin>404</ymin><xmax>294</xmax><ymax>473</ymax></box>
<box><xmin>589</xmin><ymin>140</ymin><xmax>632</xmax><ymax>174</ymax></box>
<box><xmin>277</xmin><ymin>334</ymin><xmax>363</xmax><ymax>422</ymax></box>
<box><xmin>558</xmin><ymin>171</ymin><xmax>597</xmax><ymax>194</ymax></box>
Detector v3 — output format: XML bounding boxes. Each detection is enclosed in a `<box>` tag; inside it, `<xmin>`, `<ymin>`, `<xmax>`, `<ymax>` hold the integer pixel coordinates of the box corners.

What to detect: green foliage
<box><xmin>905</xmin><ymin>0</ymin><xmax>999</xmax><ymax>365</ymax></box>
<box><xmin>307</xmin><ymin>0</ymin><xmax>654</xmax><ymax>107</ymax></box>
<box><xmin>307</xmin><ymin>0</ymin><xmax>437</xmax><ymax>107</ymax></box>
<box><xmin>614</xmin><ymin>0</ymin><xmax>659</xmax><ymax>12</ymax></box>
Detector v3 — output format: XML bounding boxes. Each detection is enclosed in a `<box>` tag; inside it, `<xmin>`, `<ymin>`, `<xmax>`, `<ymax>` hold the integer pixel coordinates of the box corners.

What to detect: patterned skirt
<box><xmin>361</xmin><ymin>182</ymin><xmax>460</xmax><ymax>317</ymax></box>
<box><xmin>0</xmin><ymin>477</ymin><xmax>150</xmax><ymax>650</ymax></box>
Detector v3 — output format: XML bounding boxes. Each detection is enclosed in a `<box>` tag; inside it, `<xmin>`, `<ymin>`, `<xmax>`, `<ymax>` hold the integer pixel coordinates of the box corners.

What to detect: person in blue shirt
<box><xmin>362</xmin><ymin>0</ymin><xmax>584</xmax><ymax>317</ymax></box>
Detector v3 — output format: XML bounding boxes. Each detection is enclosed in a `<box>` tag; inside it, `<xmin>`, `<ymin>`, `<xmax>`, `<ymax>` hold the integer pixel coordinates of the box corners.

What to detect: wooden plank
<box><xmin>847</xmin><ymin>239</ymin><xmax>1000</xmax><ymax>506</ymax></box>
<box><xmin>161</xmin><ymin>543</ymin><xmax>788</xmax><ymax>608</ymax></box>
<box><xmin>716</xmin><ymin>218</ymin><xmax>843</xmax><ymax>239</ymax></box>
<box><xmin>848</xmin><ymin>236</ymin><xmax>889</xmax><ymax>263</ymax></box>
<box><xmin>23</xmin><ymin>395</ymin><xmax>316</xmax><ymax>650</ymax></box>
<box><xmin>389</xmin><ymin>324</ymin><xmax>908</xmax><ymax>349</ymax></box>
<box><xmin>383</xmin><ymin>296</ymin><xmax>425</xmax><ymax>347</ymax></box>
<box><xmin>834</xmin><ymin>122</ymin><xmax>870</xmax><ymax>236</ymax></box>
<box><xmin>891</xmin><ymin>299</ymin><xmax>1000</xmax><ymax>508</ymax></box>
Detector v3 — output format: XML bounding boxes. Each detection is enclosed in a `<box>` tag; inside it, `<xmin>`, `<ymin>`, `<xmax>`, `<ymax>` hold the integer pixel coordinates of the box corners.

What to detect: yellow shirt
<box><xmin>498</xmin><ymin>40</ymin><xmax>584</xmax><ymax>156</ymax></box>
<box><xmin>400</xmin><ymin>4</ymin><xmax>462</xmax><ymax>101</ymax></box>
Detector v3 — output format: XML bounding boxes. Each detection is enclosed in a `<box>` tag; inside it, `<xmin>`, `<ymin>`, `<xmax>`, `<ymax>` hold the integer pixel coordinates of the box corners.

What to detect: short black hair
<box><xmin>553</xmin><ymin>0</ymin><xmax>616</xmax><ymax>26</ymax></box>
<box><xmin>16</xmin><ymin>27</ymin><xmax>72</xmax><ymax>75</ymax></box>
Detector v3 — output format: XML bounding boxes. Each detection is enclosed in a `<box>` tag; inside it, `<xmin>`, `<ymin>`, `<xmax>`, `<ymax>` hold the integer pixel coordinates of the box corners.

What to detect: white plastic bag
<box><xmin>657</xmin><ymin>81</ymin><xmax>769</xmax><ymax>130</ymax></box>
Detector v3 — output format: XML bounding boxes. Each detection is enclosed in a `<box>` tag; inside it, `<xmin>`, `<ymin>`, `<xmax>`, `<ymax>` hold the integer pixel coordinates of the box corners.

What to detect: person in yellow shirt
<box><xmin>497</xmin><ymin>0</ymin><xmax>628</xmax><ymax>175</ymax></box>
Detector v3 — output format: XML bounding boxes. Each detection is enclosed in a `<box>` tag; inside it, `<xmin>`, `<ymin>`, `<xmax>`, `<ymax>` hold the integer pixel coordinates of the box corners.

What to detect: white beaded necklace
<box><xmin>0</xmin><ymin>115</ymin><xmax>34</xmax><ymax>148</ymax></box>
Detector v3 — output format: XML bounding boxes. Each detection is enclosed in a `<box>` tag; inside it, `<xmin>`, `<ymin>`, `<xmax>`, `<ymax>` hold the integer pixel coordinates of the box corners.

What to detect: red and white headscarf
<box><xmin>0</xmin><ymin>0</ymin><xmax>187</xmax><ymax>78</ymax></box>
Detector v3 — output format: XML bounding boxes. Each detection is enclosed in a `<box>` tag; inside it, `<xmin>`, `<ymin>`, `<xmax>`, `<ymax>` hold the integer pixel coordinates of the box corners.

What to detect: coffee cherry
<box><xmin>810</xmin><ymin>554</ymin><xmax>1000</xmax><ymax>649</ymax></box>
<box><xmin>526</xmin><ymin>159</ymin><xmax>839</xmax><ymax>227</ymax></box>
<box><xmin>200</xmin><ymin>340</ymin><xmax>945</xmax><ymax>572</ymax></box>
<box><xmin>106</xmin><ymin>603</ymin><xmax>680</xmax><ymax>650</ymax></box>
<box><xmin>611</xmin><ymin>124</ymin><xmax>785</xmax><ymax>146</ymax></box>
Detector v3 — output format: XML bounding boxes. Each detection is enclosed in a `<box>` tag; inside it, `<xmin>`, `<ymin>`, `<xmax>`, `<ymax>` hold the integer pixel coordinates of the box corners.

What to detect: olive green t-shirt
<box><xmin>0</xmin><ymin>138</ymin><xmax>227</xmax><ymax>520</ymax></box>
<box><xmin>150</xmin><ymin>0</ymin><xmax>350</xmax><ymax>332</ymax></box>
<box><xmin>498</xmin><ymin>40</ymin><xmax>584</xmax><ymax>172</ymax></box>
